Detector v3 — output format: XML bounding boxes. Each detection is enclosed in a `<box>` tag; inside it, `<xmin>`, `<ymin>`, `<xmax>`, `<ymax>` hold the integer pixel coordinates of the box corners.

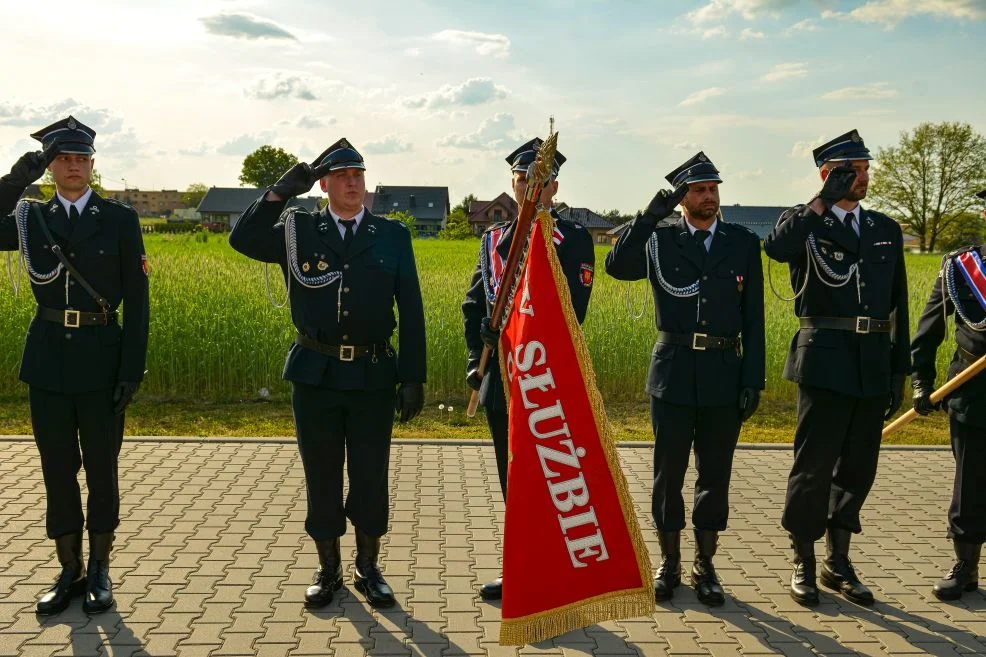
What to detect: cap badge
<box><xmin>67</xmin><ymin>118</ymin><xmax>77</xmax><ymax>130</ymax></box>
<box><xmin>698</xmin><ymin>154</ymin><xmax>708</xmax><ymax>162</ymax></box>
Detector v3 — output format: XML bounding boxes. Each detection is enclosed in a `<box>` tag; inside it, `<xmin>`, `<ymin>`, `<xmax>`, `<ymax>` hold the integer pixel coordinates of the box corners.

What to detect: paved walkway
<box><xmin>0</xmin><ymin>438</ymin><xmax>982</xmax><ymax>657</ymax></box>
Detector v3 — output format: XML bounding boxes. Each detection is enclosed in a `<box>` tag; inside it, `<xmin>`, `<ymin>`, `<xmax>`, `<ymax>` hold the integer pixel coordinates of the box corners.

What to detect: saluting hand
<box><xmin>268</xmin><ymin>162</ymin><xmax>316</xmax><ymax>200</ymax></box>
<box><xmin>396</xmin><ymin>383</ymin><xmax>424</xmax><ymax>423</ymax></box>
<box><xmin>1</xmin><ymin>150</ymin><xmax>50</xmax><ymax>189</ymax></box>
<box><xmin>815</xmin><ymin>163</ymin><xmax>857</xmax><ymax>209</ymax></box>
<box><xmin>112</xmin><ymin>381</ymin><xmax>141</xmax><ymax>415</ymax></box>
<box><xmin>643</xmin><ymin>184</ymin><xmax>689</xmax><ymax>223</ymax></box>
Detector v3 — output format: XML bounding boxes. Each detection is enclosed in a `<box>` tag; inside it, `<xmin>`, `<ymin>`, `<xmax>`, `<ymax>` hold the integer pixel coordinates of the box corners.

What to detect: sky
<box><xmin>1</xmin><ymin>0</ymin><xmax>983</xmax><ymax>213</ymax></box>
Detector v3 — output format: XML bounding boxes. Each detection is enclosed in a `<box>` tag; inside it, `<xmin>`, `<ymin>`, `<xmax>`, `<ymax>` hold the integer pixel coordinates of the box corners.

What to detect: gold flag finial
<box><xmin>532</xmin><ymin>131</ymin><xmax>559</xmax><ymax>186</ymax></box>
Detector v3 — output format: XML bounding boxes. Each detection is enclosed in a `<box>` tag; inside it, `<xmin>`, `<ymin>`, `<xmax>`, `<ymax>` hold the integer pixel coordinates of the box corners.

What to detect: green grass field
<box><xmin>0</xmin><ymin>232</ymin><xmax>957</xmax><ymax>442</ymax></box>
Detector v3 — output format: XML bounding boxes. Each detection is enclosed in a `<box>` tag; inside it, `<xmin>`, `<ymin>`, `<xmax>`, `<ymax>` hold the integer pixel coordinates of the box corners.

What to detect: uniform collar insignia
<box><xmin>368</xmin><ymin>223</ymin><xmax>377</xmax><ymax>233</ymax></box>
<box><xmin>89</xmin><ymin>205</ymin><xmax>99</xmax><ymax>215</ymax></box>
<box><xmin>49</xmin><ymin>204</ymin><xmax>57</xmax><ymax>214</ymax></box>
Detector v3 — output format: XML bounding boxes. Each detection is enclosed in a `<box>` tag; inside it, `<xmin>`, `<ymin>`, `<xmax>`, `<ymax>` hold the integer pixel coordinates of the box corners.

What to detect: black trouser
<box><xmin>650</xmin><ymin>397</ymin><xmax>742</xmax><ymax>532</ymax></box>
<box><xmin>484</xmin><ymin>374</ymin><xmax>509</xmax><ymax>501</ymax></box>
<box><xmin>291</xmin><ymin>383</ymin><xmax>395</xmax><ymax>540</ymax></box>
<box><xmin>782</xmin><ymin>385</ymin><xmax>886</xmax><ymax>541</ymax></box>
<box><xmin>948</xmin><ymin>418</ymin><xmax>986</xmax><ymax>544</ymax></box>
<box><xmin>29</xmin><ymin>386</ymin><xmax>124</xmax><ymax>539</ymax></box>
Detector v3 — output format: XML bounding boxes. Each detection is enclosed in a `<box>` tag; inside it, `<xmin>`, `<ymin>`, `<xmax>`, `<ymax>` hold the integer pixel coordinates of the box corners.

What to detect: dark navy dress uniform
<box><xmin>0</xmin><ymin>124</ymin><xmax>148</xmax><ymax>541</ymax></box>
<box><xmin>0</xmin><ymin>116</ymin><xmax>148</xmax><ymax>615</ymax></box>
<box><xmin>764</xmin><ymin>130</ymin><xmax>909</xmax><ymax>607</ymax></box>
<box><xmin>912</xmin><ymin>245</ymin><xmax>986</xmax><ymax>541</ymax></box>
<box><xmin>605</xmin><ymin>153</ymin><xmax>764</xmax><ymax>595</ymax></box>
<box><xmin>229</xmin><ymin>187</ymin><xmax>425</xmax><ymax>541</ymax></box>
<box><xmin>461</xmin><ymin>139</ymin><xmax>594</xmax><ymax>499</ymax></box>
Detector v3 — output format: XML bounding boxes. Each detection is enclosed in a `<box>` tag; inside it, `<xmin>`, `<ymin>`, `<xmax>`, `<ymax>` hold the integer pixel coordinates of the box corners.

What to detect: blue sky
<box><xmin>1</xmin><ymin>0</ymin><xmax>983</xmax><ymax>212</ymax></box>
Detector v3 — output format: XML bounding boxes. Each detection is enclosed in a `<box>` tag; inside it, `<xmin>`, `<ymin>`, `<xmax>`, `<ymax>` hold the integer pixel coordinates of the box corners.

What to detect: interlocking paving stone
<box><xmin>0</xmin><ymin>439</ymin><xmax>983</xmax><ymax>656</ymax></box>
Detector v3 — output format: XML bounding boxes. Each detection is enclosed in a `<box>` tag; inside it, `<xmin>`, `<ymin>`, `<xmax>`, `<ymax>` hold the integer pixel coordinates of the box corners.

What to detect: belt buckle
<box><xmin>64</xmin><ymin>310</ymin><xmax>81</xmax><ymax>328</ymax></box>
<box><xmin>339</xmin><ymin>345</ymin><xmax>355</xmax><ymax>362</ymax></box>
<box><xmin>692</xmin><ymin>332</ymin><xmax>708</xmax><ymax>351</ymax></box>
<box><xmin>855</xmin><ymin>317</ymin><xmax>870</xmax><ymax>334</ymax></box>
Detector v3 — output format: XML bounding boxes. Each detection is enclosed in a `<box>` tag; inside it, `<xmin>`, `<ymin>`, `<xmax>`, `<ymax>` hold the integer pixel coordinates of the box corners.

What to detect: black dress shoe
<box><xmin>354</xmin><ymin>528</ymin><xmax>396</xmax><ymax>608</ymax></box>
<box><xmin>692</xmin><ymin>530</ymin><xmax>725</xmax><ymax>607</ymax></box>
<box><xmin>83</xmin><ymin>532</ymin><xmax>114</xmax><ymax>614</ymax></box>
<box><xmin>790</xmin><ymin>536</ymin><xmax>819</xmax><ymax>607</ymax></box>
<box><xmin>933</xmin><ymin>540</ymin><xmax>980</xmax><ymax>601</ymax></box>
<box><xmin>479</xmin><ymin>577</ymin><xmax>502</xmax><ymax>601</ymax></box>
<box><xmin>305</xmin><ymin>538</ymin><xmax>343</xmax><ymax>608</ymax></box>
<box><xmin>820</xmin><ymin>528</ymin><xmax>874</xmax><ymax>606</ymax></box>
<box><xmin>654</xmin><ymin>531</ymin><xmax>681</xmax><ymax>601</ymax></box>
<box><xmin>37</xmin><ymin>533</ymin><xmax>86</xmax><ymax>616</ymax></box>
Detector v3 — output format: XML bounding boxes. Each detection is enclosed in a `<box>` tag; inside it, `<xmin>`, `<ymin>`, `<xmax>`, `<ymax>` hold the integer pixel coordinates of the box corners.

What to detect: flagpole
<box><xmin>467</xmin><ymin>132</ymin><xmax>559</xmax><ymax>418</ymax></box>
<box><xmin>882</xmin><ymin>354</ymin><xmax>986</xmax><ymax>437</ymax></box>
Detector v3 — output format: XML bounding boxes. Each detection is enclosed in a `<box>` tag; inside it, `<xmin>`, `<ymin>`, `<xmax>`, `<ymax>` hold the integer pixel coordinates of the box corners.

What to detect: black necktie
<box><xmin>69</xmin><ymin>205</ymin><xmax>80</xmax><ymax>223</ymax></box>
<box><xmin>694</xmin><ymin>229</ymin><xmax>711</xmax><ymax>252</ymax></box>
<box><xmin>844</xmin><ymin>211</ymin><xmax>855</xmax><ymax>232</ymax></box>
<box><xmin>340</xmin><ymin>219</ymin><xmax>355</xmax><ymax>248</ymax></box>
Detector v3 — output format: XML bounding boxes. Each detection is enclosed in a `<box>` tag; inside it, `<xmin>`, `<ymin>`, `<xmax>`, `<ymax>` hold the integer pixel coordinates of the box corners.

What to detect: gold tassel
<box><xmin>500</xmin><ymin>589</ymin><xmax>655</xmax><ymax>646</ymax></box>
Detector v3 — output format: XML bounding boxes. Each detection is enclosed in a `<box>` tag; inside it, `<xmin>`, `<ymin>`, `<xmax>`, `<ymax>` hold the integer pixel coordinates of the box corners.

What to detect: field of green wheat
<box><xmin>0</xmin><ymin>233</ymin><xmax>954</xmax><ymax>409</ymax></box>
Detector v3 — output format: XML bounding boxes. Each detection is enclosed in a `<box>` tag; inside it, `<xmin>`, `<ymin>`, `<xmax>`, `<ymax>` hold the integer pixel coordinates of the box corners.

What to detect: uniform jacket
<box><xmin>0</xmin><ymin>182</ymin><xmax>149</xmax><ymax>394</ymax></box>
<box><xmin>461</xmin><ymin>211</ymin><xmax>595</xmax><ymax>407</ymax></box>
<box><xmin>229</xmin><ymin>195</ymin><xmax>426</xmax><ymax>391</ymax></box>
<box><xmin>911</xmin><ymin>244</ymin><xmax>986</xmax><ymax>430</ymax></box>
<box><xmin>763</xmin><ymin>204</ymin><xmax>910</xmax><ymax>397</ymax></box>
<box><xmin>605</xmin><ymin>215</ymin><xmax>765</xmax><ymax>407</ymax></box>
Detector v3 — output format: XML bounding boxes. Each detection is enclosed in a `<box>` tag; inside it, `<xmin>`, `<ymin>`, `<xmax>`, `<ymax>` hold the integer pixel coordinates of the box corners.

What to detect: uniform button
<box><xmin>701</xmin><ymin>320</ymin><xmax>708</xmax><ymax>326</ymax></box>
<box><xmin>343</xmin><ymin>310</ymin><xmax>350</xmax><ymax>317</ymax></box>
<box><xmin>43</xmin><ymin>245</ymin><xmax>49</xmax><ymax>250</ymax></box>
<box><xmin>675</xmin><ymin>267</ymin><xmax>680</xmax><ymax>272</ymax></box>
<box><xmin>69</xmin><ymin>252</ymin><xmax>76</xmax><ymax>258</ymax></box>
<box><xmin>859</xmin><ymin>258</ymin><xmax>864</xmax><ymax>264</ymax></box>
<box><xmin>69</xmin><ymin>280</ymin><xmax>75</xmax><ymax>286</ymax></box>
<box><xmin>863</xmin><ymin>305</ymin><xmax>869</xmax><ymax>310</ymax></box>
<box><xmin>342</xmin><ymin>334</ymin><xmax>349</xmax><ymax>341</ymax></box>
<box><xmin>344</xmin><ymin>287</ymin><xmax>350</xmax><ymax>293</ymax></box>
<box><xmin>379</xmin><ymin>259</ymin><xmax>384</xmax><ymax>264</ymax></box>
<box><xmin>701</xmin><ymin>297</ymin><xmax>707</xmax><ymax>303</ymax></box>
<box><xmin>702</xmin><ymin>275</ymin><xmax>708</xmax><ymax>281</ymax></box>
<box><xmin>99</xmin><ymin>249</ymin><xmax>104</xmax><ymax>255</ymax></box>
<box><xmin>344</xmin><ymin>264</ymin><xmax>350</xmax><ymax>270</ymax></box>
<box><xmin>65</xmin><ymin>333</ymin><xmax>72</xmax><ymax>339</ymax></box>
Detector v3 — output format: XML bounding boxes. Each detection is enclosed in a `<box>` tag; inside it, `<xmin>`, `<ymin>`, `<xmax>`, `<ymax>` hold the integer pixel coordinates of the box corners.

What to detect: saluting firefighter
<box><xmin>764</xmin><ymin>130</ymin><xmax>910</xmax><ymax>607</ymax></box>
<box><xmin>605</xmin><ymin>153</ymin><xmax>765</xmax><ymax>606</ymax></box>
<box><xmin>462</xmin><ymin>138</ymin><xmax>595</xmax><ymax>601</ymax></box>
<box><xmin>229</xmin><ymin>139</ymin><xmax>426</xmax><ymax>609</ymax></box>
<box><xmin>910</xmin><ymin>189</ymin><xmax>986</xmax><ymax>601</ymax></box>
<box><xmin>0</xmin><ymin>116</ymin><xmax>150</xmax><ymax>615</ymax></box>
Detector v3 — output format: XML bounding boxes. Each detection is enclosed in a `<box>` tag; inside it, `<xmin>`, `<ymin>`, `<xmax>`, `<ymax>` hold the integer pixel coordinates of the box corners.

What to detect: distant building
<box><xmin>468</xmin><ymin>193</ymin><xmax>517</xmax><ymax>236</ymax></box>
<box><xmin>103</xmin><ymin>189</ymin><xmax>183</xmax><ymax>217</ymax></box>
<box><xmin>718</xmin><ymin>205</ymin><xmax>789</xmax><ymax>240</ymax></box>
<box><xmin>196</xmin><ymin>188</ymin><xmax>321</xmax><ymax>228</ymax></box>
<box><xmin>370</xmin><ymin>186</ymin><xmax>450</xmax><ymax>237</ymax></box>
<box><xmin>556</xmin><ymin>207</ymin><xmax>616</xmax><ymax>244</ymax></box>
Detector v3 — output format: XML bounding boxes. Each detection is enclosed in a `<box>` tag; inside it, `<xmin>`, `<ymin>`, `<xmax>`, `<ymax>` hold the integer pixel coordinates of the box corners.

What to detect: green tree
<box><xmin>386</xmin><ymin>210</ymin><xmax>418</xmax><ymax>238</ymax></box>
<box><xmin>868</xmin><ymin>122</ymin><xmax>986</xmax><ymax>252</ymax></box>
<box><xmin>36</xmin><ymin>169</ymin><xmax>104</xmax><ymax>200</ymax></box>
<box><xmin>239</xmin><ymin>145</ymin><xmax>298</xmax><ymax>188</ymax></box>
<box><xmin>438</xmin><ymin>207</ymin><xmax>474</xmax><ymax>240</ymax></box>
<box><xmin>601</xmin><ymin>208</ymin><xmax>636</xmax><ymax>225</ymax></box>
<box><xmin>937</xmin><ymin>212</ymin><xmax>986</xmax><ymax>252</ymax></box>
<box><xmin>452</xmin><ymin>193</ymin><xmax>477</xmax><ymax>215</ymax></box>
<box><xmin>183</xmin><ymin>183</ymin><xmax>209</xmax><ymax>208</ymax></box>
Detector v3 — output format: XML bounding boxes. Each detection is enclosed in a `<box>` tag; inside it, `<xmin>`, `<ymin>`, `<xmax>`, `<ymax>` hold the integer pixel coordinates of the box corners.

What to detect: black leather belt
<box><xmin>799</xmin><ymin>316</ymin><xmax>891</xmax><ymax>334</ymax></box>
<box><xmin>657</xmin><ymin>331</ymin><xmax>740</xmax><ymax>351</ymax></box>
<box><xmin>295</xmin><ymin>334</ymin><xmax>389</xmax><ymax>362</ymax></box>
<box><xmin>959</xmin><ymin>346</ymin><xmax>984</xmax><ymax>365</ymax></box>
<box><xmin>37</xmin><ymin>306</ymin><xmax>118</xmax><ymax>328</ymax></box>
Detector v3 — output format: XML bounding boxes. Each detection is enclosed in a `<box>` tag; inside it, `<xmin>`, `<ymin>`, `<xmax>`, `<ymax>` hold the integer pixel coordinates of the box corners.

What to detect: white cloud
<box><xmin>363</xmin><ymin>135</ymin><xmax>413</xmax><ymax>155</ymax></box>
<box><xmin>246</xmin><ymin>76</ymin><xmax>316</xmax><ymax>101</ymax></box>
<box><xmin>675</xmin><ymin>141</ymin><xmax>700</xmax><ymax>150</ymax></box>
<box><xmin>431</xmin><ymin>30</ymin><xmax>511</xmax><ymax>58</ymax></box>
<box><xmin>400</xmin><ymin>78</ymin><xmax>508</xmax><ymax>110</ymax></box>
<box><xmin>217</xmin><ymin>132</ymin><xmax>275</xmax><ymax>156</ymax></box>
<box><xmin>200</xmin><ymin>13</ymin><xmax>296</xmax><ymax>41</ymax></box>
<box><xmin>0</xmin><ymin>98</ymin><xmax>123</xmax><ymax>133</ymax></box>
<box><xmin>761</xmin><ymin>62</ymin><xmax>808</xmax><ymax>82</ymax></box>
<box><xmin>436</xmin><ymin>113</ymin><xmax>517</xmax><ymax>150</ymax></box>
<box><xmin>821</xmin><ymin>82</ymin><xmax>898</xmax><ymax>100</ymax></box>
<box><xmin>679</xmin><ymin>87</ymin><xmax>726</xmax><ymax>107</ymax></box>
<box><xmin>432</xmin><ymin>155</ymin><xmax>465</xmax><ymax>166</ymax></box>
<box><xmin>843</xmin><ymin>0</ymin><xmax>986</xmax><ymax>28</ymax></box>
<box><xmin>732</xmin><ymin>168</ymin><xmax>765</xmax><ymax>180</ymax></box>
<box><xmin>687</xmin><ymin>0</ymin><xmax>801</xmax><ymax>24</ymax></box>
<box><xmin>405</xmin><ymin>47</ymin><xmax>421</xmax><ymax>57</ymax></box>
<box><xmin>789</xmin><ymin>18</ymin><xmax>818</xmax><ymax>31</ymax></box>
<box><xmin>179</xmin><ymin>143</ymin><xmax>211</xmax><ymax>157</ymax></box>
<box><xmin>702</xmin><ymin>26</ymin><xmax>729</xmax><ymax>39</ymax></box>
<box><xmin>295</xmin><ymin>114</ymin><xmax>336</xmax><ymax>129</ymax></box>
<box><xmin>790</xmin><ymin>136</ymin><xmax>826</xmax><ymax>159</ymax></box>
<box><xmin>741</xmin><ymin>27</ymin><xmax>765</xmax><ymax>39</ymax></box>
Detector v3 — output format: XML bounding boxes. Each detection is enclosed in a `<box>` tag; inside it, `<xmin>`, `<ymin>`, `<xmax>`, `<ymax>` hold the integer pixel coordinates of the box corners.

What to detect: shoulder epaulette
<box><xmin>102</xmin><ymin>197</ymin><xmax>135</xmax><ymax>211</ymax></box>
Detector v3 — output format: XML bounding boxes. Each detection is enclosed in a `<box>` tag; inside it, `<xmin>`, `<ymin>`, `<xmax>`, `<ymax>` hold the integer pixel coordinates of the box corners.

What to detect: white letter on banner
<box><xmin>536</xmin><ymin>439</ymin><xmax>584</xmax><ymax>478</ymax></box>
<box><xmin>548</xmin><ymin>473</ymin><xmax>589</xmax><ymax>513</ymax></box>
<box><xmin>519</xmin><ymin>370</ymin><xmax>556</xmax><ymax>410</ymax></box>
<box><xmin>565</xmin><ymin>530</ymin><xmax>610</xmax><ymax>568</ymax></box>
<box><xmin>513</xmin><ymin>341</ymin><xmax>546</xmax><ymax>373</ymax></box>
<box><xmin>558</xmin><ymin>507</ymin><xmax>599</xmax><ymax>535</ymax></box>
<box><xmin>528</xmin><ymin>400</ymin><xmax>570</xmax><ymax>439</ymax></box>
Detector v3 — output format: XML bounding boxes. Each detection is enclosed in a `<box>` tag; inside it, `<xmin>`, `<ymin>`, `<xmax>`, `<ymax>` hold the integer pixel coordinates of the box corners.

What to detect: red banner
<box><xmin>498</xmin><ymin>212</ymin><xmax>653</xmax><ymax>645</ymax></box>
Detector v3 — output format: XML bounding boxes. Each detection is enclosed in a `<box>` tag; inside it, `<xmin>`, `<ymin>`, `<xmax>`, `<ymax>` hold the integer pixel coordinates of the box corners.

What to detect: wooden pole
<box><xmin>882</xmin><ymin>354</ymin><xmax>986</xmax><ymax>437</ymax></box>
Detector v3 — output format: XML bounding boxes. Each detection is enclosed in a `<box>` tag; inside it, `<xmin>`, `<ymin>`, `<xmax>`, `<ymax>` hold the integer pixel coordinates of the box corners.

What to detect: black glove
<box><xmin>817</xmin><ymin>163</ymin><xmax>857</xmax><ymax>207</ymax></box>
<box><xmin>396</xmin><ymin>382</ymin><xmax>424</xmax><ymax>423</ymax></box>
<box><xmin>912</xmin><ymin>380</ymin><xmax>939</xmax><ymax>416</ymax></box>
<box><xmin>1</xmin><ymin>150</ymin><xmax>50</xmax><ymax>189</ymax></box>
<box><xmin>269</xmin><ymin>162</ymin><xmax>316</xmax><ymax>199</ymax></box>
<box><xmin>884</xmin><ymin>374</ymin><xmax>906</xmax><ymax>421</ymax></box>
<box><xmin>738</xmin><ymin>388</ymin><xmax>761</xmax><ymax>422</ymax></box>
<box><xmin>479</xmin><ymin>317</ymin><xmax>500</xmax><ymax>349</ymax></box>
<box><xmin>466</xmin><ymin>369</ymin><xmax>482</xmax><ymax>391</ymax></box>
<box><xmin>112</xmin><ymin>381</ymin><xmax>140</xmax><ymax>415</ymax></box>
<box><xmin>643</xmin><ymin>184</ymin><xmax>689</xmax><ymax>222</ymax></box>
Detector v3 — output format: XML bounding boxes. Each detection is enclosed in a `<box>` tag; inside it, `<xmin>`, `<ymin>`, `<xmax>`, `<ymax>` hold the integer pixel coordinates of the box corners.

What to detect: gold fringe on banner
<box><xmin>498</xmin><ymin>211</ymin><xmax>655</xmax><ymax>646</ymax></box>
